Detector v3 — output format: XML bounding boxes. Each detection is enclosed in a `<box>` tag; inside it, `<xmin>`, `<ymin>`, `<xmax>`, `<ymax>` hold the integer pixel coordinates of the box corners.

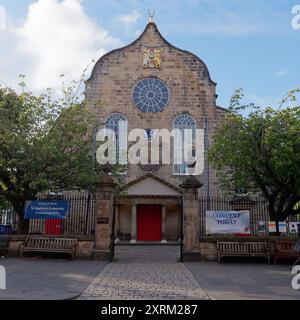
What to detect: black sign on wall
<box><xmin>97</xmin><ymin>218</ymin><xmax>109</xmax><ymax>224</ymax></box>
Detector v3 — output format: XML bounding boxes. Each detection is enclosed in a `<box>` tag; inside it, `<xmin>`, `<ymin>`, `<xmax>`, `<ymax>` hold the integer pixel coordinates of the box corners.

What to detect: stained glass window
<box><xmin>132</xmin><ymin>78</ymin><xmax>170</xmax><ymax>112</ymax></box>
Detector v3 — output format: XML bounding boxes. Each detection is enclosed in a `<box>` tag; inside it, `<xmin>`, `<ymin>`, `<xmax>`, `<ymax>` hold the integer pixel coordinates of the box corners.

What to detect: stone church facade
<box><xmin>85</xmin><ymin>21</ymin><xmax>227</xmax><ymax>252</ymax></box>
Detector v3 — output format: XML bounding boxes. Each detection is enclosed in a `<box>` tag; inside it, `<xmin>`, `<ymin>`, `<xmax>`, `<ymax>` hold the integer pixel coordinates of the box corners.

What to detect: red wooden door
<box><xmin>137</xmin><ymin>204</ymin><xmax>162</xmax><ymax>241</ymax></box>
<box><xmin>45</xmin><ymin>219</ymin><xmax>62</xmax><ymax>235</ymax></box>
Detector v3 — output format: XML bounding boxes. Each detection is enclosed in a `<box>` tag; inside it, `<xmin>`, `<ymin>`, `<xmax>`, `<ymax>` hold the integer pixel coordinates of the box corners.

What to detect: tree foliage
<box><xmin>0</xmin><ymin>76</ymin><xmax>103</xmax><ymax>233</ymax></box>
<box><xmin>209</xmin><ymin>88</ymin><xmax>300</xmax><ymax>223</ymax></box>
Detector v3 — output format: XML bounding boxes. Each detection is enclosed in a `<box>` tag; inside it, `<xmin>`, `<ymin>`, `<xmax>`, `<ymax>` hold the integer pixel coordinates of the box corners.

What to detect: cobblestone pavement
<box><xmin>79</xmin><ymin>246</ymin><xmax>209</xmax><ymax>300</ymax></box>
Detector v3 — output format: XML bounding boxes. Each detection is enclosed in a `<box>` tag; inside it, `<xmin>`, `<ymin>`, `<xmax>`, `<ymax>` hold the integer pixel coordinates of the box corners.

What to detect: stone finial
<box><xmin>148</xmin><ymin>9</ymin><xmax>155</xmax><ymax>23</ymax></box>
<box><xmin>98</xmin><ymin>161</ymin><xmax>117</xmax><ymax>192</ymax></box>
<box><xmin>103</xmin><ymin>161</ymin><xmax>111</xmax><ymax>176</ymax></box>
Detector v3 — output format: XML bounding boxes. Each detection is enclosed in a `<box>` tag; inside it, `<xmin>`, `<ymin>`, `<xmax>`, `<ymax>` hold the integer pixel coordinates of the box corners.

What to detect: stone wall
<box><xmin>199</xmin><ymin>241</ymin><xmax>218</xmax><ymax>261</ymax></box>
<box><xmin>165</xmin><ymin>204</ymin><xmax>181</xmax><ymax>241</ymax></box>
<box><xmin>118</xmin><ymin>203</ymin><xmax>131</xmax><ymax>240</ymax></box>
<box><xmin>75</xmin><ymin>240</ymin><xmax>94</xmax><ymax>259</ymax></box>
<box><xmin>85</xmin><ymin>22</ymin><xmax>227</xmax><ymax>195</ymax></box>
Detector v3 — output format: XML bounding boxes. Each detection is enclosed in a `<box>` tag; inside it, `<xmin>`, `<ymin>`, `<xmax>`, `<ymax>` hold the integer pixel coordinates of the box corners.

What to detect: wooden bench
<box><xmin>0</xmin><ymin>236</ymin><xmax>9</xmax><ymax>257</ymax></box>
<box><xmin>273</xmin><ymin>239</ymin><xmax>299</xmax><ymax>264</ymax></box>
<box><xmin>217</xmin><ymin>241</ymin><xmax>271</xmax><ymax>264</ymax></box>
<box><xmin>20</xmin><ymin>236</ymin><xmax>77</xmax><ymax>259</ymax></box>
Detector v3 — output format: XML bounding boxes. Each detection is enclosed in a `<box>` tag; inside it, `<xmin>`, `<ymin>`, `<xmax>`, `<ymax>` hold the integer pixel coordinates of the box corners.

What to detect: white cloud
<box><xmin>114</xmin><ymin>9</ymin><xmax>141</xmax><ymax>29</ymax></box>
<box><xmin>0</xmin><ymin>0</ymin><xmax>122</xmax><ymax>93</ymax></box>
<box><xmin>0</xmin><ymin>5</ymin><xmax>6</xmax><ymax>30</ymax></box>
<box><xmin>274</xmin><ymin>69</ymin><xmax>286</xmax><ymax>78</ymax></box>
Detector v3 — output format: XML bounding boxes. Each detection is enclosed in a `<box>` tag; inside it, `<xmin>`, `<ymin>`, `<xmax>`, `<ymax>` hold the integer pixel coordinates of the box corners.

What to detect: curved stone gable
<box><xmin>85</xmin><ymin>22</ymin><xmax>220</xmax><ymax>124</ymax></box>
<box><xmin>87</xmin><ymin>22</ymin><xmax>215</xmax><ymax>85</ymax></box>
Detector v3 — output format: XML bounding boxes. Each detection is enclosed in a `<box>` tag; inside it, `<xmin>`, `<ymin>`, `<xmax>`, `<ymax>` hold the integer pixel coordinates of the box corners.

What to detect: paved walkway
<box><xmin>79</xmin><ymin>246</ymin><xmax>209</xmax><ymax>300</ymax></box>
<box><xmin>1</xmin><ymin>246</ymin><xmax>299</xmax><ymax>300</ymax></box>
<box><xmin>0</xmin><ymin>257</ymin><xmax>107</xmax><ymax>300</ymax></box>
<box><xmin>186</xmin><ymin>262</ymin><xmax>300</xmax><ymax>300</ymax></box>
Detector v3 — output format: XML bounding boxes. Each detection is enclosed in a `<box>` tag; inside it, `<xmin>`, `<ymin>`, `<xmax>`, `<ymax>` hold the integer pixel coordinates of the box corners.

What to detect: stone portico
<box><xmin>93</xmin><ymin>172</ymin><xmax>202</xmax><ymax>261</ymax></box>
<box><xmin>116</xmin><ymin>173</ymin><xmax>183</xmax><ymax>243</ymax></box>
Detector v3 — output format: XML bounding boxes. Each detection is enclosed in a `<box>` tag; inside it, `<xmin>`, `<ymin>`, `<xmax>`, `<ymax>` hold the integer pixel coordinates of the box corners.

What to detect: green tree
<box><xmin>0</xmin><ymin>76</ymin><xmax>112</xmax><ymax>234</ymax></box>
<box><xmin>209</xmin><ymin>89</ymin><xmax>300</xmax><ymax>230</ymax></box>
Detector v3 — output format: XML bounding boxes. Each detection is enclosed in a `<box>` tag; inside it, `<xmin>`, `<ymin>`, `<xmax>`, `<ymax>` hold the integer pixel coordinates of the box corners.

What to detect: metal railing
<box><xmin>1</xmin><ymin>194</ymin><xmax>299</xmax><ymax>238</ymax></box>
<box><xmin>0</xmin><ymin>194</ymin><xmax>96</xmax><ymax>236</ymax></box>
<box><xmin>199</xmin><ymin>196</ymin><xmax>300</xmax><ymax>237</ymax></box>
<box><xmin>0</xmin><ymin>197</ymin><xmax>17</xmax><ymax>234</ymax></box>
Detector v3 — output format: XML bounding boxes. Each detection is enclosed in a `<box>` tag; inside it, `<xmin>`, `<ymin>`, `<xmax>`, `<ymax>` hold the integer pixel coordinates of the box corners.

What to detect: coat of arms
<box><xmin>143</xmin><ymin>48</ymin><xmax>160</xmax><ymax>69</ymax></box>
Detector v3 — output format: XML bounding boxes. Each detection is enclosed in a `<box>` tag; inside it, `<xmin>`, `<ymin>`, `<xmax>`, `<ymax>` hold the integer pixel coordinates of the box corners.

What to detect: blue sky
<box><xmin>0</xmin><ymin>0</ymin><xmax>299</xmax><ymax>108</ymax></box>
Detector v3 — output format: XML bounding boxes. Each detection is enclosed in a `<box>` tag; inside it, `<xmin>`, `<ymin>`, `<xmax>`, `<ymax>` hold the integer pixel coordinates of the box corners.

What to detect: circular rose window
<box><xmin>132</xmin><ymin>77</ymin><xmax>170</xmax><ymax>112</ymax></box>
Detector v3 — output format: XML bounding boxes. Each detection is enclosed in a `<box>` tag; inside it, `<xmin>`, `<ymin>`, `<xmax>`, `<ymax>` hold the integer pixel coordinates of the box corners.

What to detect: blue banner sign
<box><xmin>24</xmin><ymin>201</ymin><xmax>69</xmax><ymax>219</ymax></box>
<box><xmin>0</xmin><ymin>225</ymin><xmax>13</xmax><ymax>235</ymax></box>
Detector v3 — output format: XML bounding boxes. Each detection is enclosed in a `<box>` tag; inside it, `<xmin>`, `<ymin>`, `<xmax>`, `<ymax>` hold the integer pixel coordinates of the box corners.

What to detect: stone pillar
<box><xmin>179</xmin><ymin>177</ymin><xmax>203</xmax><ymax>262</ymax></box>
<box><xmin>161</xmin><ymin>205</ymin><xmax>167</xmax><ymax>243</ymax></box>
<box><xmin>93</xmin><ymin>175</ymin><xmax>116</xmax><ymax>261</ymax></box>
<box><xmin>130</xmin><ymin>204</ymin><xmax>137</xmax><ymax>243</ymax></box>
<box><xmin>115</xmin><ymin>204</ymin><xmax>120</xmax><ymax>243</ymax></box>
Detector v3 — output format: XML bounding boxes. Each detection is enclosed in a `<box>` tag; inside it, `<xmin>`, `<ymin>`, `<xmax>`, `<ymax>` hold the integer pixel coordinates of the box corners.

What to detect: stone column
<box><xmin>179</xmin><ymin>177</ymin><xmax>203</xmax><ymax>261</ymax></box>
<box><xmin>115</xmin><ymin>204</ymin><xmax>120</xmax><ymax>243</ymax></box>
<box><xmin>130</xmin><ymin>204</ymin><xmax>137</xmax><ymax>243</ymax></box>
<box><xmin>93</xmin><ymin>175</ymin><xmax>116</xmax><ymax>261</ymax></box>
<box><xmin>161</xmin><ymin>205</ymin><xmax>167</xmax><ymax>243</ymax></box>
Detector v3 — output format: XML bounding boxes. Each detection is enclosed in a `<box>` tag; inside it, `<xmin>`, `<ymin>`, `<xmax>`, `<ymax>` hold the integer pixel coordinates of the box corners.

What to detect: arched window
<box><xmin>173</xmin><ymin>114</ymin><xmax>196</xmax><ymax>174</ymax></box>
<box><xmin>105</xmin><ymin>113</ymin><xmax>128</xmax><ymax>165</ymax></box>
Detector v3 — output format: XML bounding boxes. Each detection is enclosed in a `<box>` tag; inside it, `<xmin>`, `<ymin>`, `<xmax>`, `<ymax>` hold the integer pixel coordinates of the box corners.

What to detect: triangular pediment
<box><xmin>124</xmin><ymin>173</ymin><xmax>182</xmax><ymax>197</ymax></box>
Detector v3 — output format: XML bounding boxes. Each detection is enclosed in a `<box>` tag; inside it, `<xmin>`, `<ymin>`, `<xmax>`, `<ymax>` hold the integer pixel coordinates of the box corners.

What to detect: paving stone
<box><xmin>186</xmin><ymin>261</ymin><xmax>300</xmax><ymax>300</ymax></box>
<box><xmin>79</xmin><ymin>246</ymin><xmax>209</xmax><ymax>300</ymax></box>
<box><xmin>0</xmin><ymin>258</ymin><xmax>107</xmax><ymax>300</ymax></box>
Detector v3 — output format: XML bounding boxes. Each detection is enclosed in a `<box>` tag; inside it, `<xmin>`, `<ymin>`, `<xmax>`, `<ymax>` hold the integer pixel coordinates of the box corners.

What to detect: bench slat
<box><xmin>274</xmin><ymin>240</ymin><xmax>299</xmax><ymax>264</ymax></box>
<box><xmin>217</xmin><ymin>241</ymin><xmax>270</xmax><ymax>264</ymax></box>
<box><xmin>21</xmin><ymin>236</ymin><xmax>77</xmax><ymax>259</ymax></box>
